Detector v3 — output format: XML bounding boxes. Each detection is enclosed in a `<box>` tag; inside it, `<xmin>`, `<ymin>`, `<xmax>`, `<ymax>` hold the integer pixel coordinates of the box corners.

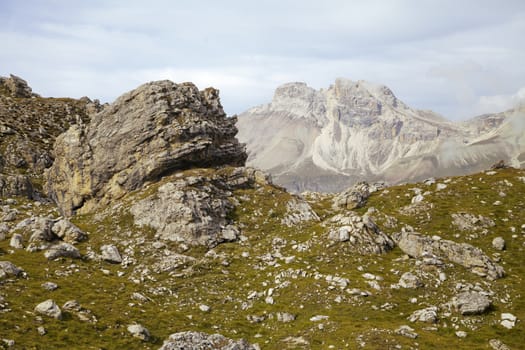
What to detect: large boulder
<box><xmin>0</xmin><ymin>75</ymin><xmax>34</xmax><ymax>98</ymax></box>
<box><xmin>46</xmin><ymin>80</ymin><xmax>247</xmax><ymax>216</ymax></box>
<box><xmin>394</xmin><ymin>230</ymin><xmax>504</xmax><ymax>280</ymax></box>
<box><xmin>159</xmin><ymin>331</ymin><xmax>257</xmax><ymax>350</ymax></box>
<box><xmin>332</xmin><ymin>182</ymin><xmax>371</xmax><ymax>210</ymax></box>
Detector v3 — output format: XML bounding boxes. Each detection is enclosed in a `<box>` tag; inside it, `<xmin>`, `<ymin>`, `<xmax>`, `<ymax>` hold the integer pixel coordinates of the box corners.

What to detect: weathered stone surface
<box><xmin>44</xmin><ymin>243</ymin><xmax>81</xmax><ymax>260</ymax></box>
<box><xmin>451</xmin><ymin>212</ymin><xmax>495</xmax><ymax>231</ymax></box>
<box><xmin>9</xmin><ymin>233</ymin><xmax>24</xmax><ymax>249</ymax></box>
<box><xmin>489</xmin><ymin>339</ymin><xmax>511</xmax><ymax>350</ymax></box>
<box><xmin>127</xmin><ymin>324</ymin><xmax>150</xmax><ymax>341</ymax></box>
<box><xmin>332</xmin><ymin>182</ymin><xmax>370</xmax><ymax>210</ymax></box>
<box><xmin>394</xmin><ymin>230</ymin><xmax>504</xmax><ymax>280</ymax></box>
<box><xmin>0</xmin><ymin>75</ymin><xmax>34</xmax><ymax>98</ymax></box>
<box><xmin>34</xmin><ymin>299</ymin><xmax>62</xmax><ymax>320</ymax></box>
<box><xmin>51</xmin><ymin>219</ymin><xmax>87</xmax><ymax>244</ymax></box>
<box><xmin>131</xmin><ymin>168</ymin><xmax>263</xmax><ymax>247</ymax></box>
<box><xmin>395</xmin><ymin>325</ymin><xmax>418</xmax><ymax>339</ymax></box>
<box><xmin>328</xmin><ymin>213</ymin><xmax>394</xmax><ymax>254</ymax></box>
<box><xmin>100</xmin><ymin>244</ymin><xmax>122</xmax><ymax>264</ymax></box>
<box><xmin>281</xmin><ymin>198</ymin><xmax>319</xmax><ymax>227</ymax></box>
<box><xmin>492</xmin><ymin>237</ymin><xmax>506</xmax><ymax>251</ymax></box>
<box><xmin>277</xmin><ymin>312</ymin><xmax>296</xmax><ymax>323</ymax></box>
<box><xmin>452</xmin><ymin>291</ymin><xmax>492</xmax><ymax>315</ymax></box>
<box><xmin>46</xmin><ymin>80</ymin><xmax>247</xmax><ymax>216</ymax></box>
<box><xmin>159</xmin><ymin>331</ymin><xmax>257</xmax><ymax>350</ymax></box>
<box><xmin>0</xmin><ymin>261</ymin><xmax>25</xmax><ymax>279</ymax></box>
<box><xmin>0</xmin><ymin>175</ymin><xmax>33</xmax><ymax>198</ymax></box>
<box><xmin>398</xmin><ymin>272</ymin><xmax>423</xmax><ymax>289</ymax></box>
<box><xmin>408</xmin><ymin>306</ymin><xmax>438</xmax><ymax>323</ymax></box>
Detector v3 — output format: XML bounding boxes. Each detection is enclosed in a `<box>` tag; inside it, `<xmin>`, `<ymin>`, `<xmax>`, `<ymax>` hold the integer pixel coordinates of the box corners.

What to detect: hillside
<box><xmin>237</xmin><ymin>79</ymin><xmax>524</xmax><ymax>192</ymax></box>
<box><xmin>0</xmin><ymin>76</ymin><xmax>523</xmax><ymax>350</ymax></box>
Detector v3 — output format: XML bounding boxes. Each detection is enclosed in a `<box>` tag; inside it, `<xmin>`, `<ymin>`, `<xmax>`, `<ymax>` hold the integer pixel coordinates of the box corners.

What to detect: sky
<box><xmin>1</xmin><ymin>0</ymin><xmax>524</xmax><ymax>120</ymax></box>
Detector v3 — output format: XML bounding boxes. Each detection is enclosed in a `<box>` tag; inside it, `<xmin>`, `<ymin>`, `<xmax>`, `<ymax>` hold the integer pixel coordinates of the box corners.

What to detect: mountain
<box><xmin>1</xmin><ymin>75</ymin><xmax>524</xmax><ymax>350</ymax></box>
<box><xmin>237</xmin><ymin>78</ymin><xmax>525</xmax><ymax>192</ymax></box>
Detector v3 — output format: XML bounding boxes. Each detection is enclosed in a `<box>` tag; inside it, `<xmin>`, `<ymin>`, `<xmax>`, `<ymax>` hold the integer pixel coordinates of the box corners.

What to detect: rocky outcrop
<box><xmin>159</xmin><ymin>331</ymin><xmax>257</xmax><ymax>350</ymax></box>
<box><xmin>131</xmin><ymin>167</ymin><xmax>267</xmax><ymax>247</ymax></box>
<box><xmin>327</xmin><ymin>213</ymin><xmax>394</xmax><ymax>254</ymax></box>
<box><xmin>332</xmin><ymin>182</ymin><xmax>371</xmax><ymax>210</ymax></box>
<box><xmin>46</xmin><ymin>80</ymin><xmax>247</xmax><ymax>215</ymax></box>
<box><xmin>0</xmin><ymin>75</ymin><xmax>34</xmax><ymax>98</ymax></box>
<box><xmin>0</xmin><ymin>175</ymin><xmax>33</xmax><ymax>198</ymax></box>
<box><xmin>394</xmin><ymin>230</ymin><xmax>504</xmax><ymax>280</ymax></box>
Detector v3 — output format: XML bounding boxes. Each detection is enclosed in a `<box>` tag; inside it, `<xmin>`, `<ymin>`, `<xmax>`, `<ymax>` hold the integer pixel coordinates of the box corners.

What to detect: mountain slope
<box><xmin>237</xmin><ymin>78</ymin><xmax>524</xmax><ymax>192</ymax></box>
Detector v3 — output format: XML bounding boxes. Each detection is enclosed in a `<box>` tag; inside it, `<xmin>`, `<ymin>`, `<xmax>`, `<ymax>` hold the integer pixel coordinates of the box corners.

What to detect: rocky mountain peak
<box><xmin>46</xmin><ymin>79</ymin><xmax>247</xmax><ymax>215</ymax></box>
<box><xmin>0</xmin><ymin>74</ymin><xmax>35</xmax><ymax>98</ymax></box>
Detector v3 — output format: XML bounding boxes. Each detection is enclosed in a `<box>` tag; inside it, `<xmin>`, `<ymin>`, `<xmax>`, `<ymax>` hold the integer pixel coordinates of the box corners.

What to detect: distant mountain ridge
<box><xmin>237</xmin><ymin>78</ymin><xmax>524</xmax><ymax>192</ymax></box>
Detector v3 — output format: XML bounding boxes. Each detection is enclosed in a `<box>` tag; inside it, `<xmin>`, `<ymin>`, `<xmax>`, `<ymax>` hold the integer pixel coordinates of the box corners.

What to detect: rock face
<box><xmin>46</xmin><ymin>80</ymin><xmax>247</xmax><ymax>215</ymax></box>
<box><xmin>328</xmin><ymin>213</ymin><xmax>394</xmax><ymax>254</ymax></box>
<box><xmin>159</xmin><ymin>331</ymin><xmax>257</xmax><ymax>350</ymax></box>
<box><xmin>131</xmin><ymin>167</ymin><xmax>267</xmax><ymax>247</ymax></box>
<box><xmin>394</xmin><ymin>231</ymin><xmax>504</xmax><ymax>280</ymax></box>
<box><xmin>237</xmin><ymin>78</ymin><xmax>525</xmax><ymax>192</ymax></box>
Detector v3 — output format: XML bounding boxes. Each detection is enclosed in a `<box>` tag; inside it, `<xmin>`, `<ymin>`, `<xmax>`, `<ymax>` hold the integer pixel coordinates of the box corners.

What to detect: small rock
<box><xmin>492</xmin><ymin>237</ymin><xmax>506</xmax><ymax>251</ymax></box>
<box><xmin>41</xmin><ymin>282</ymin><xmax>58</xmax><ymax>291</ymax></box>
<box><xmin>37</xmin><ymin>326</ymin><xmax>47</xmax><ymax>336</ymax></box>
<box><xmin>62</xmin><ymin>300</ymin><xmax>82</xmax><ymax>312</ymax></box>
<box><xmin>436</xmin><ymin>183</ymin><xmax>447</xmax><ymax>191</ymax></box>
<box><xmin>310</xmin><ymin>315</ymin><xmax>329</xmax><ymax>322</ymax></box>
<box><xmin>199</xmin><ymin>304</ymin><xmax>210</xmax><ymax>312</ymax></box>
<box><xmin>265</xmin><ymin>296</ymin><xmax>274</xmax><ymax>304</ymax></box>
<box><xmin>131</xmin><ymin>292</ymin><xmax>149</xmax><ymax>302</ymax></box>
<box><xmin>453</xmin><ymin>291</ymin><xmax>491</xmax><ymax>315</ymax></box>
<box><xmin>455</xmin><ymin>331</ymin><xmax>467</xmax><ymax>338</ymax></box>
<box><xmin>100</xmin><ymin>244</ymin><xmax>122</xmax><ymax>264</ymax></box>
<box><xmin>489</xmin><ymin>339</ymin><xmax>511</xmax><ymax>350</ymax></box>
<box><xmin>2</xmin><ymin>339</ymin><xmax>15</xmax><ymax>348</ymax></box>
<box><xmin>398</xmin><ymin>272</ymin><xmax>423</xmax><ymax>289</ymax></box>
<box><xmin>34</xmin><ymin>299</ymin><xmax>62</xmax><ymax>320</ymax></box>
<box><xmin>408</xmin><ymin>307</ymin><xmax>438</xmax><ymax>323</ymax></box>
<box><xmin>395</xmin><ymin>325</ymin><xmax>418</xmax><ymax>339</ymax></box>
<box><xmin>44</xmin><ymin>243</ymin><xmax>81</xmax><ymax>260</ymax></box>
<box><xmin>9</xmin><ymin>233</ymin><xmax>24</xmax><ymax>249</ymax></box>
<box><xmin>277</xmin><ymin>312</ymin><xmax>296</xmax><ymax>323</ymax></box>
<box><xmin>127</xmin><ymin>324</ymin><xmax>150</xmax><ymax>341</ymax></box>
<box><xmin>500</xmin><ymin>313</ymin><xmax>517</xmax><ymax>329</ymax></box>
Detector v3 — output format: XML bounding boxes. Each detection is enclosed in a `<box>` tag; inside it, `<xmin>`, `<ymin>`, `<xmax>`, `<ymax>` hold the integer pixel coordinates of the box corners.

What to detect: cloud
<box><xmin>1</xmin><ymin>0</ymin><xmax>525</xmax><ymax>119</ymax></box>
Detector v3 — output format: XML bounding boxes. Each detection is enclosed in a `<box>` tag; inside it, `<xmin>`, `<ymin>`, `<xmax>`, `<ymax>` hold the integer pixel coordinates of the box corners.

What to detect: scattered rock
<box><xmin>452</xmin><ymin>212</ymin><xmax>495</xmax><ymax>232</ymax></box>
<box><xmin>41</xmin><ymin>282</ymin><xmax>58</xmax><ymax>291</ymax></box>
<box><xmin>0</xmin><ymin>74</ymin><xmax>34</xmax><ymax>98</ymax></box>
<box><xmin>394</xmin><ymin>230</ymin><xmax>504</xmax><ymax>280</ymax></box>
<box><xmin>328</xmin><ymin>213</ymin><xmax>394</xmax><ymax>254</ymax></box>
<box><xmin>489</xmin><ymin>339</ymin><xmax>511</xmax><ymax>350</ymax></box>
<box><xmin>310</xmin><ymin>315</ymin><xmax>329</xmax><ymax>322</ymax></box>
<box><xmin>0</xmin><ymin>261</ymin><xmax>25</xmax><ymax>279</ymax></box>
<box><xmin>500</xmin><ymin>313</ymin><xmax>517</xmax><ymax>329</ymax></box>
<box><xmin>492</xmin><ymin>237</ymin><xmax>506</xmax><ymax>251</ymax></box>
<box><xmin>398</xmin><ymin>272</ymin><xmax>423</xmax><ymax>289</ymax></box>
<box><xmin>44</xmin><ymin>243</ymin><xmax>81</xmax><ymax>260</ymax></box>
<box><xmin>9</xmin><ymin>233</ymin><xmax>23</xmax><ymax>249</ymax></box>
<box><xmin>127</xmin><ymin>324</ymin><xmax>150</xmax><ymax>341</ymax></box>
<box><xmin>51</xmin><ymin>219</ymin><xmax>87</xmax><ymax>244</ymax></box>
<box><xmin>452</xmin><ymin>291</ymin><xmax>492</xmax><ymax>315</ymax></box>
<box><xmin>277</xmin><ymin>312</ymin><xmax>296</xmax><ymax>323</ymax></box>
<box><xmin>408</xmin><ymin>306</ymin><xmax>438</xmax><ymax>323</ymax></box>
<box><xmin>332</xmin><ymin>182</ymin><xmax>370</xmax><ymax>210</ymax></box>
<box><xmin>281</xmin><ymin>198</ymin><xmax>320</xmax><ymax>227</ymax></box>
<box><xmin>455</xmin><ymin>331</ymin><xmax>467</xmax><ymax>338</ymax></box>
<box><xmin>199</xmin><ymin>304</ymin><xmax>211</xmax><ymax>312</ymax></box>
<box><xmin>100</xmin><ymin>244</ymin><xmax>122</xmax><ymax>264</ymax></box>
<box><xmin>34</xmin><ymin>299</ymin><xmax>62</xmax><ymax>320</ymax></box>
<box><xmin>37</xmin><ymin>326</ymin><xmax>47</xmax><ymax>336</ymax></box>
<box><xmin>1</xmin><ymin>339</ymin><xmax>15</xmax><ymax>348</ymax></box>
<box><xmin>395</xmin><ymin>325</ymin><xmax>418</xmax><ymax>339</ymax></box>
<box><xmin>159</xmin><ymin>331</ymin><xmax>257</xmax><ymax>350</ymax></box>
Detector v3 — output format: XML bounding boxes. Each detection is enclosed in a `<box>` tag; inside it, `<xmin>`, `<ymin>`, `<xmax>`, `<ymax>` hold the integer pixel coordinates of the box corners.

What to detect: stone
<box><xmin>9</xmin><ymin>233</ymin><xmax>23</xmax><ymax>249</ymax></box>
<box><xmin>408</xmin><ymin>307</ymin><xmax>438</xmax><ymax>323</ymax></box>
<box><xmin>0</xmin><ymin>74</ymin><xmax>34</xmax><ymax>98</ymax></box>
<box><xmin>0</xmin><ymin>175</ymin><xmax>33</xmax><ymax>198</ymax></box>
<box><xmin>451</xmin><ymin>213</ymin><xmax>495</xmax><ymax>232</ymax></box>
<box><xmin>44</xmin><ymin>243</ymin><xmax>81</xmax><ymax>260</ymax></box>
<box><xmin>100</xmin><ymin>244</ymin><xmax>122</xmax><ymax>264</ymax></box>
<box><xmin>281</xmin><ymin>198</ymin><xmax>320</xmax><ymax>227</ymax></box>
<box><xmin>46</xmin><ymin>80</ymin><xmax>247</xmax><ymax>216</ymax></box>
<box><xmin>492</xmin><ymin>237</ymin><xmax>506</xmax><ymax>251</ymax></box>
<box><xmin>277</xmin><ymin>312</ymin><xmax>296</xmax><ymax>322</ymax></box>
<box><xmin>51</xmin><ymin>219</ymin><xmax>87</xmax><ymax>244</ymax></box>
<box><xmin>37</xmin><ymin>326</ymin><xmax>47</xmax><ymax>336</ymax></box>
<box><xmin>455</xmin><ymin>331</ymin><xmax>467</xmax><ymax>338</ymax></box>
<box><xmin>310</xmin><ymin>315</ymin><xmax>329</xmax><ymax>322</ymax></box>
<box><xmin>62</xmin><ymin>300</ymin><xmax>82</xmax><ymax>312</ymax></box>
<box><xmin>0</xmin><ymin>261</ymin><xmax>25</xmax><ymax>279</ymax></box>
<box><xmin>332</xmin><ymin>182</ymin><xmax>371</xmax><ymax>210</ymax></box>
<box><xmin>452</xmin><ymin>291</ymin><xmax>492</xmax><ymax>315</ymax></box>
<box><xmin>159</xmin><ymin>331</ymin><xmax>257</xmax><ymax>350</ymax></box>
<box><xmin>395</xmin><ymin>325</ymin><xmax>418</xmax><ymax>339</ymax></box>
<box><xmin>500</xmin><ymin>313</ymin><xmax>517</xmax><ymax>329</ymax></box>
<box><xmin>489</xmin><ymin>339</ymin><xmax>511</xmax><ymax>350</ymax></box>
<box><xmin>328</xmin><ymin>213</ymin><xmax>394</xmax><ymax>254</ymax></box>
<box><xmin>398</xmin><ymin>272</ymin><xmax>423</xmax><ymax>289</ymax></box>
<box><xmin>394</xmin><ymin>231</ymin><xmax>504</xmax><ymax>280</ymax></box>
<box><xmin>34</xmin><ymin>299</ymin><xmax>62</xmax><ymax>320</ymax></box>
<box><xmin>41</xmin><ymin>282</ymin><xmax>58</xmax><ymax>291</ymax></box>
<box><xmin>127</xmin><ymin>324</ymin><xmax>150</xmax><ymax>341</ymax></box>
<box><xmin>199</xmin><ymin>304</ymin><xmax>211</xmax><ymax>312</ymax></box>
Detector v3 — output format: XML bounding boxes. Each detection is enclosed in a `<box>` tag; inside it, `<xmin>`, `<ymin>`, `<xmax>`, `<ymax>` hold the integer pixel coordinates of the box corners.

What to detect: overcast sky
<box><xmin>1</xmin><ymin>0</ymin><xmax>524</xmax><ymax>120</ymax></box>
